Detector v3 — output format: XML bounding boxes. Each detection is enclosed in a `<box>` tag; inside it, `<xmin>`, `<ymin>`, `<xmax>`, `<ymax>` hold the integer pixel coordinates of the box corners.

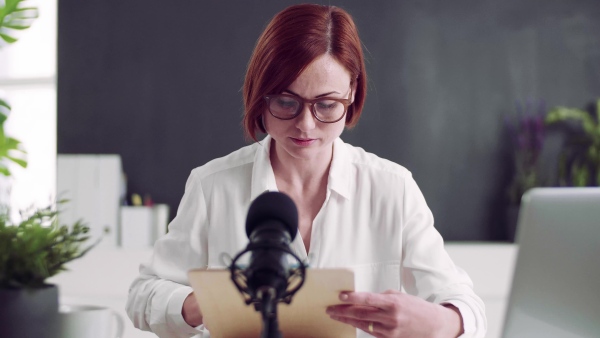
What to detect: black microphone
<box><xmin>228</xmin><ymin>191</ymin><xmax>307</xmax><ymax>338</ymax></box>
<box><xmin>245</xmin><ymin>191</ymin><xmax>298</xmax><ymax>301</ymax></box>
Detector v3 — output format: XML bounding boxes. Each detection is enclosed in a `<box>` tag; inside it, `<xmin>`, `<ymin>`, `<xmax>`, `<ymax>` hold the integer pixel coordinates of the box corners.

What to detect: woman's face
<box><xmin>263</xmin><ymin>54</ymin><xmax>354</xmax><ymax>164</ymax></box>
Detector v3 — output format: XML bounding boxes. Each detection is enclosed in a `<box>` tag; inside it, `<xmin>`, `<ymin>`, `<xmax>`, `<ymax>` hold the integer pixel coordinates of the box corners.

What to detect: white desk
<box><xmin>49</xmin><ymin>243</ymin><xmax>517</xmax><ymax>338</ymax></box>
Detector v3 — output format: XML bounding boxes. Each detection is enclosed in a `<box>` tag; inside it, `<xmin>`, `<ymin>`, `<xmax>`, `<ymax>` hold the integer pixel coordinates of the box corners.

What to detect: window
<box><xmin>0</xmin><ymin>0</ymin><xmax>56</xmax><ymax>217</ymax></box>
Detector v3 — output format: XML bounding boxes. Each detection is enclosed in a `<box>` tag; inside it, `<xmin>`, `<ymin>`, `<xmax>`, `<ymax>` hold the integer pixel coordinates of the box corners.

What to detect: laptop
<box><xmin>502</xmin><ymin>188</ymin><xmax>600</xmax><ymax>338</ymax></box>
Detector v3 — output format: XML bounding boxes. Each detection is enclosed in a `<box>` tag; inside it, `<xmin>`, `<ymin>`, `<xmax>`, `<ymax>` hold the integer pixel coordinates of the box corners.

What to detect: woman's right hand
<box><xmin>182</xmin><ymin>292</ymin><xmax>203</xmax><ymax>327</ymax></box>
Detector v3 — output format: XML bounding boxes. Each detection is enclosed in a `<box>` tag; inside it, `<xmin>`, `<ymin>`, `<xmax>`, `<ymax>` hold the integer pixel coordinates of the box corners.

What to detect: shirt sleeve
<box><xmin>400</xmin><ymin>173</ymin><xmax>487</xmax><ymax>337</ymax></box>
<box><xmin>444</xmin><ymin>300</ymin><xmax>477</xmax><ymax>336</ymax></box>
<box><xmin>126</xmin><ymin>170</ymin><xmax>210</xmax><ymax>338</ymax></box>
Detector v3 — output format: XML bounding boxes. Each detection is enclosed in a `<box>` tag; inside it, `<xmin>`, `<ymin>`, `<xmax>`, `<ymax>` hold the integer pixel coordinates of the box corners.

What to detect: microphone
<box><xmin>245</xmin><ymin>191</ymin><xmax>298</xmax><ymax>301</ymax></box>
<box><xmin>228</xmin><ymin>191</ymin><xmax>308</xmax><ymax>338</ymax></box>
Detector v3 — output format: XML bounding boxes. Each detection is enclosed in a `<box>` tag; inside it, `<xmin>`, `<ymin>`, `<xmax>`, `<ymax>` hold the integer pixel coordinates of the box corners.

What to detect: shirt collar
<box><xmin>251</xmin><ymin>135</ymin><xmax>278</xmax><ymax>201</ymax></box>
<box><xmin>328</xmin><ymin>137</ymin><xmax>352</xmax><ymax>200</ymax></box>
<box><xmin>250</xmin><ymin>135</ymin><xmax>352</xmax><ymax>201</ymax></box>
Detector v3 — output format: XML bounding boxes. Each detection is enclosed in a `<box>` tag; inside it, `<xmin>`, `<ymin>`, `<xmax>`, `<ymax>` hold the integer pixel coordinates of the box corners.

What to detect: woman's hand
<box><xmin>326</xmin><ymin>290</ymin><xmax>463</xmax><ymax>338</ymax></box>
<box><xmin>182</xmin><ymin>292</ymin><xmax>203</xmax><ymax>328</ymax></box>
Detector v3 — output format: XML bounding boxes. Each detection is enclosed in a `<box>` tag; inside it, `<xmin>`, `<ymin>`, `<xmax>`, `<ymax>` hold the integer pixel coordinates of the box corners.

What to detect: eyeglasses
<box><xmin>264</xmin><ymin>90</ymin><xmax>352</xmax><ymax>123</ymax></box>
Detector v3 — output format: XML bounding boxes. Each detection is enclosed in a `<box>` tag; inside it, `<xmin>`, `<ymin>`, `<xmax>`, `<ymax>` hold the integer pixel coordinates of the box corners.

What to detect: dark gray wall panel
<box><xmin>58</xmin><ymin>0</ymin><xmax>600</xmax><ymax>241</ymax></box>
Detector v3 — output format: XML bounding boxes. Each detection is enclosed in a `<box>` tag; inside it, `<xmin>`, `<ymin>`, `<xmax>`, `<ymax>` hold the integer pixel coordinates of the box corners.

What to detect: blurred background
<box><xmin>3</xmin><ymin>0</ymin><xmax>600</xmax><ymax>242</ymax></box>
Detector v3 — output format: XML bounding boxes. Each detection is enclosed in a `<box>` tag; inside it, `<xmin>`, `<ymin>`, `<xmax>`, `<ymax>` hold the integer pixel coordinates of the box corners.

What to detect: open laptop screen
<box><xmin>502</xmin><ymin>188</ymin><xmax>600</xmax><ymax>338</ymax></box>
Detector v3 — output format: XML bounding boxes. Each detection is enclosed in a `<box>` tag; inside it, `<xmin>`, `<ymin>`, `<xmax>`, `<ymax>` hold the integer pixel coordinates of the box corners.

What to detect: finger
<box><xmin>326</xmin><ymin>304</ymin><xmax>386</xmax><ymax>322</ymax></box>
<box><xmin>339</xmin><ymin>291</ymin><xmax>395</xmax><ymax>311</ymax></box>
<box><xmin>329</xmin><ymin>314</ymin><xmax>384</xmax><ymax>336</ymax></box>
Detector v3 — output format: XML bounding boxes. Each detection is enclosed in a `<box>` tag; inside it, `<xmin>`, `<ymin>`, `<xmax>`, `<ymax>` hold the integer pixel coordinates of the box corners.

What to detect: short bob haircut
<box><xmin>243</xmin><ymin>4</ymin><xmax>367</xmax><ymax>141</ymax></box>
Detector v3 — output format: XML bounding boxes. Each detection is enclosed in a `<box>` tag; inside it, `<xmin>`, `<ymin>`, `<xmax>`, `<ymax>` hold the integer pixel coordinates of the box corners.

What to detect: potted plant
<box><xmin>0</xmin><ymin>204</ymin><xmax>97</xmax><ymax>337</ymax></box>
<box><xmin>545</xmin><ymin>99</ymin><xmax>600</xmax><ymax>187</ymax></box>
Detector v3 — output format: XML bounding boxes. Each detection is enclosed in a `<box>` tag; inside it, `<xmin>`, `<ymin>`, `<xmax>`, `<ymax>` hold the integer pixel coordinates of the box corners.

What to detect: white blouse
<box><xmin>126</xmin><ymin>135</ymin><xmax>487</xmax><ymax>337</ymax></box>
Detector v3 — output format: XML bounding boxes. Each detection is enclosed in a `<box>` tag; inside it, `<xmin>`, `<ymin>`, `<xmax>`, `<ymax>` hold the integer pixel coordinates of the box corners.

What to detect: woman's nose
<box><xmin>295</xmin><ymin>104</ymin><xmax>316</xmax><ymax>131</ymax></box>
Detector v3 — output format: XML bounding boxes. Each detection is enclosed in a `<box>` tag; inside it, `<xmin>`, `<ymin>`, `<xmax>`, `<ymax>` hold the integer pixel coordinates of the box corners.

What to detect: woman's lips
<box><xmin>290</xmin><ymin>137</ymin><xmax>316</xmax><ymax>146</ymax></box>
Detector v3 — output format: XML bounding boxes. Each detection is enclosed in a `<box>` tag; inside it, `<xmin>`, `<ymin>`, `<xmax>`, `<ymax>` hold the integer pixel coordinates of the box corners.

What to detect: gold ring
<box><xmin>368</xmin><ymin>321</ymin><xmax>374</xmax><ymax>333</ymax></box>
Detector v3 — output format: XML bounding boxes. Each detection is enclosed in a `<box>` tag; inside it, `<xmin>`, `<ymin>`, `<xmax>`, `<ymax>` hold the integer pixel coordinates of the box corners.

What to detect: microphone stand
<box><xmin>258</xmin><ymin>287</ymin><xmax>282</xmax><ymax>338</ymax></box>
<box><xmin>228</xmin><ymin>243</ymin><xmax>307</xmax><ymax>338</ymax></box>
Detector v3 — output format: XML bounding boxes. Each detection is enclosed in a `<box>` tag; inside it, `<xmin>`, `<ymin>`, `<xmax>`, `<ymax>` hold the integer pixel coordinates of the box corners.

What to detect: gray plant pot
<box><xmin>0</xmin><ymin>284</ymin><xmax>59</xmax><ymax>337</ymax></box>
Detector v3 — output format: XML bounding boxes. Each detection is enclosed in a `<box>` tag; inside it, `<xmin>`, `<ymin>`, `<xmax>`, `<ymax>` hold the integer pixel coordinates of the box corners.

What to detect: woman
<box><xmin>126</xmin><ymin>4</ymin><xmax>486</xmax><ymax>337</ymax></box>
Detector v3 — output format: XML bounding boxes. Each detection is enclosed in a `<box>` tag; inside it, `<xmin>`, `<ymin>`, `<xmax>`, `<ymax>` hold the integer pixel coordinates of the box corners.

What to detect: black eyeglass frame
<box><xmin>264</xmin><ymin>91</ymin><xmax>353</xmax><ymax>123</ymax></box>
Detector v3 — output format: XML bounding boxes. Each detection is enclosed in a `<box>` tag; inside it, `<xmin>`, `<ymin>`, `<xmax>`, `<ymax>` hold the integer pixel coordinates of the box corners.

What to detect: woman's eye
<box><xmin>316</xmin><ymin>101</ymin><xmax>339</xmax><ymax>110</ymax></box>
<box><xmin>276</xmin><ymin>99</ymin><xmax>298</xmax><ymax>109</ymax></box>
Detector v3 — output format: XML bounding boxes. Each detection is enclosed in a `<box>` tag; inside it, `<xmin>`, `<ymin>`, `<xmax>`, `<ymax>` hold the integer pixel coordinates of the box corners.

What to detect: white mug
<box><xmin>59</xmin><ymin>304</ymin><xmax>124</xmax><ymax>338</ymax></box>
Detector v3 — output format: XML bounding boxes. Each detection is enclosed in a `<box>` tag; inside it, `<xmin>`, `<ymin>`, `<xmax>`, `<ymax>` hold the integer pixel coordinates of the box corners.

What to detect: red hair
<box><xmin>243</xmin><ymin>4</ymin><xmax>367</xmax><ymax>141</ymax></box>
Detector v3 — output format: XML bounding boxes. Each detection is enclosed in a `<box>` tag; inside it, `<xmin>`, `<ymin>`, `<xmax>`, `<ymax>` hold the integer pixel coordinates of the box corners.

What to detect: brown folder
<box><xmin>188</xmin><ymin>269</ymin><xmax>355</xmax><ymax>338</ymax></box>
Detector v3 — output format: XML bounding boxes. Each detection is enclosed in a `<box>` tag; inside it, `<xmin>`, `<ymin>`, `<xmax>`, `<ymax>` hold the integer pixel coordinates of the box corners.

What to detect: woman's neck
<box><xmin>269</xmin><ymin>140</ymin><xmax>332</xmax><ymax>193</ymax></box>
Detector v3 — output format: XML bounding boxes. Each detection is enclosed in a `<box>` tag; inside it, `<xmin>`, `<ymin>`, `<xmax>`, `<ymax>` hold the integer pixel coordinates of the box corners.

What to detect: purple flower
<box><xmin>507</xmin><ymin>99</ymin><xmax>547</xmax><ymax>203</ymax></box>
<box><xmin>508</xmin><ymin>99</ymin><xmax>547</xmax><ymax>163</ymax></box>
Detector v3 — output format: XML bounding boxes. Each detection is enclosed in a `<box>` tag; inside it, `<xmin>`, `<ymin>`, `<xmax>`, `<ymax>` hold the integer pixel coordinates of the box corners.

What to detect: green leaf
<box><xmin>6</xmin><ymin>155</ymin><xmax>27</xmax><ymax>168</ymax></box>
<box><xmin>0</xmin><ymin>165</ymin><xmax>10</xmax><ymax>176</ymax></box>
<box><xmin>597</xmin><ymin>99</ymin><xmax>600</xmax><ymax>134</ymax></box>
<box><xmin>0</xmin><ymin>1</ymin><xmax>39</xmax><ymax>45</ymax></box>
<box><xmin>571</xmin><ymin>163</ymin><xmax>590</xmax><ymax>187</ymax></box>
<box><xmin>0</xmin><ymin>33</ymin><xmax>17</xmax><ymax>44</ymax></box>
<box><xmin>5</xmin><ymin>137</ymin><xmax>23</xmax><ymax>150</ymax></box>
<box><xmin>2</xmin><ymin>23</ymin><xmax>32</xmax><ymax>30</ymax></box>
<box><xmin>546</xmin><ymin>107</ymin><xmax>597</xmax><ymax>137</ymax></box>
<box><xmin>0</xmin><ymin>98</ymin><xmax>11</xmax><ymax>114</ymax></box>
<box><xmin>11</xmin><ymin>6</ymin><xmax>39</xmax><ymax>14</ymax></box>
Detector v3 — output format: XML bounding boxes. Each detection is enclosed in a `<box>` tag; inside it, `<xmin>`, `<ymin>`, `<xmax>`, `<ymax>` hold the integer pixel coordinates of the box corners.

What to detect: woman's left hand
<box><xmin>326</xmin><ymin>289</ymin><xmax>463</xmax><ymax>338</ymax></box>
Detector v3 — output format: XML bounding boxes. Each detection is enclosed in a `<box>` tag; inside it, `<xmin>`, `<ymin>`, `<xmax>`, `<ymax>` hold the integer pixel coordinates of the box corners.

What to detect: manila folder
<box><xmin>188</xmin><ymin>268</ymin><xmax>355</xmax><ymax>338</ymax></box>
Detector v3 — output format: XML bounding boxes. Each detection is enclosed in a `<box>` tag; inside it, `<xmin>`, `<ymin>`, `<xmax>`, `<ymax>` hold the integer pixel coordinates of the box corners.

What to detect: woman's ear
<box><xmin>259</xmin><ymin>113</ymin><xmax>267</xmax><ymax>133</ymax></box>
<box><xmin>345</xmin><ymin>81</ymin><xmax>358</xmax><ymax>126</ymax></box>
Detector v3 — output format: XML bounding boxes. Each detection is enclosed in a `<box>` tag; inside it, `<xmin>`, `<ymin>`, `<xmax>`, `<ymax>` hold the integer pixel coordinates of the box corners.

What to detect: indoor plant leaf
<box><xmin>547</xmin><ymin>99</ymin><xmax>600</xmax><ymax>186</ymax></box>
<box><xmin>0</xmin><ymin>165</ymin><xmax>10</xmax><ymax>176</ymax></box>
<box><xmin>0</xmin><ymin>202</ymin><xmax>98</xmax><ymax>288</ymax></box>
<box><xmin>6</xmin><ymin>155</ymin><xmax>26</xmax><ymax>168</ymax></box>
<box><xmin>4</xmin><ymin>137</ymin><xmax>23</xmax><ymax>150</ymax></box>
<box><xmin>0</xmin><ymin>108</ymin><xmax>28</xmax><ymax>173</ymax></box>
<box><xmin>0</xmin><ymin>32</ymin><xmax>17</xmax><ymax>44</ymax></box>
<box><xmin>0</xmin><ymin>0</ymin><xmax>38</xmax><ymax>45</ymax></box>
<box><xmin>597</xmin><ymin>99</ymin><xmax>600</xmax><ymax>134</ymax></box>
<box><xmin>546</xmin><ymin>107</ymin><xmax>596</xmax><ymax>137</ymax></box>
<box><xmin>0</xmin><ymin>99</ymin><xmax>9</xmax><ymax>116</ymax></box>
